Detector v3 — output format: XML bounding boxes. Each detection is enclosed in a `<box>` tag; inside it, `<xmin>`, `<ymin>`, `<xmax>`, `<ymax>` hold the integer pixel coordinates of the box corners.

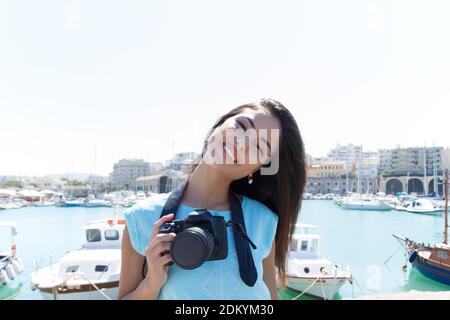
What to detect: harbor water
<box><xmin>0</xmin><ymin>200</ymin><xmax>449</xmax><ymax>300</ymax></box>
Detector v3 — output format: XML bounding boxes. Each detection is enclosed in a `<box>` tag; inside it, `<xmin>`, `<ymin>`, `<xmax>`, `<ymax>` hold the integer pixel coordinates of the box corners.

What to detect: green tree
<box><xmin>1</xmin><ymin>180</ymin><xmax>22</xmax><ymax>188</ymax></box>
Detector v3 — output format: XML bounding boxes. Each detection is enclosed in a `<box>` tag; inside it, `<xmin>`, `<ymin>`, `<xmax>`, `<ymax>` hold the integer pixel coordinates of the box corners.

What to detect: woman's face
<box><xmin>205</xmin><ymin>107</ymin><xmax>281</xmax><ymax>180</ymax></box>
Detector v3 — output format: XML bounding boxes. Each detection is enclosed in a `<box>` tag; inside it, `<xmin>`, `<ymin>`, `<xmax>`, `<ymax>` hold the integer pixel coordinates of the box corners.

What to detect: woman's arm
<box><xmin>117</xmin><ymin>227</ymin><xmax>160</xmax><ymax>300</ymax></box>
<box><xmin>118</xmin><ymin>214</ymin><xmax>176</xmax><ymax>300</ymax></box>
<box><xmin>262</xmin><ymin>240</ymin><xmax>278</xmax><ymax>300</ymax></box>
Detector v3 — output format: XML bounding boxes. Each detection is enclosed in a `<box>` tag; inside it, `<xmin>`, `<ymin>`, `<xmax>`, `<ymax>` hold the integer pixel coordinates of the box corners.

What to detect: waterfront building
<box><xmin>135</xmin><ymin>170</ymin><xmax>186</xmax><ymax>193</ymax></box>
<box><xmin>359</xmin><ymin>154</ymin><xmax>379</xmax><ymax>180</ymax></box>
<box><xmin>61</xmin><ymin>186</ymin><xmax>91</xmax><ymax>198</ymax></box>
<box><xmin>378</xmin><ymin>149</ymin><xmax>392</xmax><ymax>174</ymax></box>
<box><xmin>110</xmin><ymin>159</ymin><xmax>151</xmax><ymax>190</ymax></box>
<box><xmin>327</xmin><ymin>144</ymin><xmax>362</xmax><ymax>171</ymax></box>
<box><xmin>307</xmin><ymin>160</ymin><xmax>347</xmax><ymax>178</ymax></box>
<box><xmin>166</xmin><ymin>152</ymin><xmax>198</xmax><ymax>171</ymax></box>
<box><xmin>379</xmin><ymin>147</ymin><xmax>446</xmax><ymax>195</ymax></box>
<box><xmin>305</xmin><ymin>177</ymin><xmax>378</xmax><ymax>195</ymax></box>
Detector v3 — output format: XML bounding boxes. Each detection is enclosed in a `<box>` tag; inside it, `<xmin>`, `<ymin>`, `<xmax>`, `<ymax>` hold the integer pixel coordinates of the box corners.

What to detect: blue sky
<box><xmin>1</xmin><ymin>0</ymin><xmax>449</xmax><ymax>176</ymax></box>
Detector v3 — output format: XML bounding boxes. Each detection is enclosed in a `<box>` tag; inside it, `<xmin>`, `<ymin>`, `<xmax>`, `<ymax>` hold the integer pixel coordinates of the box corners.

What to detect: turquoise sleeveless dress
<box><xmin>124</xmin><ymin>192</ymin><xmax>278</xmax><ymax>300</ymax></box>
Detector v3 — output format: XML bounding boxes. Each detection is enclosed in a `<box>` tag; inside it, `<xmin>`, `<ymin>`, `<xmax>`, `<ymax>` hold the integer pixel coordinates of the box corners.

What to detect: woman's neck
<box><xmin>182</xmin><ymin>162</ymin><xmax>232</xmax><ymax>211</ymax></box>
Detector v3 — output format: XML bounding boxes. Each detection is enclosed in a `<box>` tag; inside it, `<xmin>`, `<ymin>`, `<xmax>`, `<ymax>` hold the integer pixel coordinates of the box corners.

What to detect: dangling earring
<box><xmin>248</xmin><ymin>174</ymin><xmax>253</xmax><ymax>185</ymax></box>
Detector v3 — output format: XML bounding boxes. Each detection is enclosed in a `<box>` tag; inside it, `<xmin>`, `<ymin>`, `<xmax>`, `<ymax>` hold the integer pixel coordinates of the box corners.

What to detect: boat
<box><xmin>390</xmin><ymin>197</ymin><xmax>415</xmax><ymax>212</ymax></box>
<box><xmin>30</xmin><ymin>213</ymin><xmax>125</xmax><ymax>300</ymax></box>
<box><xmin>284</xmin><ymin>224</ymin><xmax>352</xmax><ymax>300</ymax></box>
<box><xmin>57</xmin><ymin>199</ymin><xmax>85</xmax><ymax>207</ymax></box>
<box><xmin>323</xmin><ymin>194</ymin><xmax>335</xmax><ymax>200</ymax></box>
<box><xmin>83</xmin><ymin>199</ymin><xmax>111</xmax><ymax>208</ymax></box>
<box><xmin>303</xmin><ymin>193</ymin><xmax>313</xmax><ymax>200</ymax></box>
<box><xmin>394</xmin><ymin>235</ymin><xmax>450</xmax><ymax>286</ymax></box>
<box><xmin>312</xmin><ymin>194</ymin><xmax>326</xmax><ymax>200</ymax></box>
<box><xmin>393</xmin><ymin>169</ymin><xmax>450</xmax><ymax>286</ymax></box>
<box><xmin>0</xmin><ymin>200</ymin><xmax>24</xmax><ymax>210</ymax></box>
<box><xmin>333</xmin><ymin>197</ymin><xmax>343</xmax><ymax>206</ymax></box>
<box><xmin>406</xmin><ymin>198</ymin><xmax>441</xmax><ymax>215</ymax></box>
<box><xmin>34</xmin><ymin>201</ymin><xmax>56</xmax><ymax>207</ymax></box>
<box><xmin>340</xmin><ymin>195</ymin><xmax>391</xmax><ymax>211</ymax></box>
<box><xmin>0</xmin><ymin>222</ymin><xmax>24</xmax><ymax>299</ymax></box>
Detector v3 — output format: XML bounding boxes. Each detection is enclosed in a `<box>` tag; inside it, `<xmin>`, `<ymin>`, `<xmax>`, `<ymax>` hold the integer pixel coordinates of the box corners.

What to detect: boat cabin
<box><xmin>82</xmin><ymin>219</ymin><xmax>125</xmax><ymax>249</ymax></box>
<box><xmin>289</xmin><ymin>224</ymin><xmax>321</xmax><ymax>259</ymax></box>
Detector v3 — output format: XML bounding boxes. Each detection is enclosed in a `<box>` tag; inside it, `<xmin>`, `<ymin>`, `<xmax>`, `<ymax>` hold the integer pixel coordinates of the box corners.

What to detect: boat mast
<box><xmin>424</xmin><ymin>146</ymin><xmax>428</xmax><ymax>196</ymax></box>
<box><xmin>433</xmin><ymin>145</ymin><xmax>438</xmax><ymax>197</ymax></box>
<box><xmin>346</xmin><ymin>166</ymin><xmax>349</xmax><ymax>195</ymax></box>
<box><xmin>406</xmin><ymin>171</ymin><xmax>410</xmax><ymax>194</ymax></box>
<box><xmin>357</xmin><ymin>144</ymin><xmax>362</xmax><ymax>194</ymax></box>
<box><xmin>444</xmin><ymin>169</ymin><xmax>448</xmax><ymax>245</ymax></box>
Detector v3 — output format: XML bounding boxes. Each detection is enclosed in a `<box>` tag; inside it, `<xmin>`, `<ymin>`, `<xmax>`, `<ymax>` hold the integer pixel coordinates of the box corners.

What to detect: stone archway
<box><xmin>408</xmin><ymin>178</ymin><xmax>424</xmax><ymax>194</ymax></box>
<box><xmin>386</xmin><ymin>178</ymin><xmax>403</xmax><ymax>195</ymax></box>
<box><xmin>429</xmin><ymin>178</ymin><xmax>444</xmax><ymax>195</ymax></box>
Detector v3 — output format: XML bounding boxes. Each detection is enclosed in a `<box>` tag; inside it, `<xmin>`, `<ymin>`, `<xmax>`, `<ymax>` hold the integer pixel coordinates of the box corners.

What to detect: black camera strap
<box><xmin>158</xmin><ymin>179</ymin><xmax>258</xmax><ymax>287</ymax></box>
<box><xmin>228</xmin><ymin>191</ymin><xmax>258</xmax><ymax>287</ymax></box>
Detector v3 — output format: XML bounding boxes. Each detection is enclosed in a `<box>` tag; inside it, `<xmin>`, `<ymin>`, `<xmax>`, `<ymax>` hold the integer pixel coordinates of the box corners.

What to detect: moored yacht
<box><xmin>340</xmin><ymin>195</ymin><xmax>391</xmax><ymax>211</ymax></box>
<box><xmin>0</xmin><ymin>222</ymin><xmax>24</xmax><ymax>299</ymax></box>
<box><xmin>406</xmin><ymin>198</ymin><xmax>442</xmax><ymax>215</ymax></box>
<box><xmin>284</xmin><ymin>224</ymin><xmax>352</xmax><ymax>300</ymax></box>
<box><xmin>30</xmin><ymin>216</ymin><xmax>124</xmax><ymax>300</ymax></box>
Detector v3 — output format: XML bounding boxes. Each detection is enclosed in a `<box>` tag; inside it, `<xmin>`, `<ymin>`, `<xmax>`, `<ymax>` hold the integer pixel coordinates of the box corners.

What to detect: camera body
<box><xmin>159</xmin><ymin>210</ymin><xmax>228</xmax><ymax>270</ymax></box>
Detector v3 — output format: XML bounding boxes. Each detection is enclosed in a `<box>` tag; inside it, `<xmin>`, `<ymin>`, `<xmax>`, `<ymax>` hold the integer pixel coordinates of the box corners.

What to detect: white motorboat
<box><xmin>303</xmin><ymin>193</ymin><xmax>313</xmax><ymax>200</ymax></box>
<box><xmin>83</xmin><ymin>199</ymin><xmax>111</xmax><ymax>208</ymax></box>
<box><xmin>406</xmin><ymin>198</ymin><xmax>442</xmax><ymax>215</ymax></box>
<box><xmin>0</xmin><ymin>200</ymin><xmax>24</xmax><ymax>210</ymax></box>
<box><xmin>34</xmin><ymin>201</ymin><xmax>56</xmax><ymax>207</ymax></box>
<box><xmin>57</xmin><ymin>199</ymin><xmax>85</xmax><ymax>207</ymax></box>
<box><xmin>340</xmin><ymin>195</ymin><xmax>391</xmax><ymax>211</ymax></box>
<box><xmin>0</xmin><ymin>222</ymin><xmax>24</xmax><ymax>299</ymax></box>
<box><xmin>284</xmin><ymin>224</ymin><xmax>352</xmax><ymax>300</ymax></box>
<box><xmin>312</xmin><ymin>194</ymin><xmax>326</xmax><ymax>200</ymax></box>
<box><xmin>30</xmin><ymin>216</ymin><xmax>124</xmax><ymax>300</ymax></box>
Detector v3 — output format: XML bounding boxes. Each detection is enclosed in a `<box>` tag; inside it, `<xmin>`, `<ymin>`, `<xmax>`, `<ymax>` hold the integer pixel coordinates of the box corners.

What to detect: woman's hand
<box><xmin>142</xmin><ymin>213</ymin><xmax>177</xmax><ymax>294</ymax></box>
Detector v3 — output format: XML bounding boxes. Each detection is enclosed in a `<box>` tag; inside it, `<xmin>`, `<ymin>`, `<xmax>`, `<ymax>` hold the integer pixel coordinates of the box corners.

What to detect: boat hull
<box><xmin>285</xmin><ymin>275</ymin><xmax>348</xmax><ymax>300</ymax></box>
<box><xmin>406</xmin><ymin>209</ymin><xmax>442</xmax><ymax>216</ymax></box>
<box><xmin>35</xmin><ymin>282</ymin><xmax>119</xmax><ymax>300</ymax></box>
<box><xmin>341</xmin><ymin>203</ymin><xmax>391</xmax><ymax>211</ymax></box>
<box><xmin>59</xmin><ymin>203</ymin><xmax>82</xmax><ymax>207</ymax></box>
<box><xmin>412</xmin><ymin>258</ymin><xmax>450</xmax><ymax>286</ymax></box>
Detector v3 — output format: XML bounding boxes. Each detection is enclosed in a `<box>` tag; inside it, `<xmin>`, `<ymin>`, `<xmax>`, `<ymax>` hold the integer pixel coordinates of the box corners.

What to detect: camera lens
<box><xmin>170</xmin><ymin>227</ymin><xmax>215</xmax><ymax>270</ymax></box>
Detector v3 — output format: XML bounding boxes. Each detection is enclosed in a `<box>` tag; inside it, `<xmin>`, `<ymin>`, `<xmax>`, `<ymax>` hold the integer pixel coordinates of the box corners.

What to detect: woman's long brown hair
<box><xmin>186</xmin><ymin>99</ymin><xmax>307</xmax><ymax>284</ymax></box>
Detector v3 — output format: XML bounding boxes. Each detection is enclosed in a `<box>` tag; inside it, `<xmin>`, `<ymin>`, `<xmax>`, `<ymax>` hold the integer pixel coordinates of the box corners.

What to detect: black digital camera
<box><xmin>159</xmin><ymin>210</ymin><xmax>228</xmax><ymax>270</ymax></box>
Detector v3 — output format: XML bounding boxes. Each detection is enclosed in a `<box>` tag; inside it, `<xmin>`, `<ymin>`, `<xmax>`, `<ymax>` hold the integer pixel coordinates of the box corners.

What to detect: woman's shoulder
<box><xmin>123</xmin><ymin>192</ymin><xmax>171</xmax><ymax>255</ymax></box>
<box><xmin>240</xmin><ymin>195</ymin><xmax>278</xmax><ymax>259</ymax></box>
<box><xmin>241</xmin><ymin>195</ymin><xmax>278</xmax><ymax>222</ymax></box>
<box><xmin>124</xmin><ymin>193</ymin><xmax>170</xmax><ymax>219</ymax></box>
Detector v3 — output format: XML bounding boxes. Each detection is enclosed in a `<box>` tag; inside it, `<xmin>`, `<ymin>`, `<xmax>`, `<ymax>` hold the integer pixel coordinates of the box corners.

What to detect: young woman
<box><xmin>118</xmin><ymin>99</ymin><xmax>307</xmax><ymax>300</ymax></box>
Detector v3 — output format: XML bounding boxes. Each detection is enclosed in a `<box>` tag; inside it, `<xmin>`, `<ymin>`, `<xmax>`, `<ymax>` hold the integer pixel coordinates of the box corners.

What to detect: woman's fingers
<box><xmin>145</xmin><ymin>233</ymin><xmax>176</xmax><ymax>255</ymax></box>
<box><xmin>153</xmin><ymin>241</ymin><xmax>172</xmax><ymax>256</ymax></box>
<box><xmin>150</xmin><ymin>213</ymin><xmax>175</xmax><ymax>239</ymax></box>
<box><xmin>145</xmin><ymin>242</ymin><xmax>173</xmax><ymax>270</ymax></box>
<box><xmin>158</xmin><ymin>251</ymin><xmax>173</xmax><ymax>265</ymax></box>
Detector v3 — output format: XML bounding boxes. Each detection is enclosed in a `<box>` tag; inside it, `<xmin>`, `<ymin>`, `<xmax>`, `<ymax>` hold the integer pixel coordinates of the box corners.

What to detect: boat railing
<box><xmin>32</xmin><ymin>250</ymin><xmax>72</xmax><ymax>274</ymax></box>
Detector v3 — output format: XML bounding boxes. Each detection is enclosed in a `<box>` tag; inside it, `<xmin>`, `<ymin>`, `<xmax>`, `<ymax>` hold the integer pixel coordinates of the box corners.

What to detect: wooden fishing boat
<box><xmin>393</xmin><ymin>169</ymin><xmax>450</xmax><ymax>286</ymax></box>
